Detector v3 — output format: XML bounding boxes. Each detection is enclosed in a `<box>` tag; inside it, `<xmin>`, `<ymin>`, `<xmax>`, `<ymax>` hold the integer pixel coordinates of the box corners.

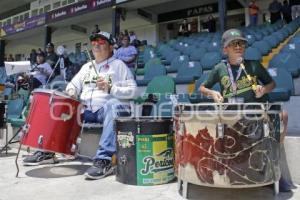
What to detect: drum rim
<box><xmin>33</xmin><ymin>88</ymin><xmax>80</xmax><ymax>102</ymax></box>
<box><xmin>175</xmin><ymin>103</ymin><xmax>282</xmax><ymax>112</ymax></box>
<box><xmin>116</xmin><ymin>117</ymin><xmax>172</xmax><ymax>122</ymax></box>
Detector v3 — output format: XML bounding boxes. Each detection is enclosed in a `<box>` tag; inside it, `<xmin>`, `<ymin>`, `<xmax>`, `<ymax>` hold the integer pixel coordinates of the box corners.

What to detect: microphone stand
<box><xmin>44</xmin><ymin>55</ymin><xmax>63</xmax><ymax>89</ymax></box>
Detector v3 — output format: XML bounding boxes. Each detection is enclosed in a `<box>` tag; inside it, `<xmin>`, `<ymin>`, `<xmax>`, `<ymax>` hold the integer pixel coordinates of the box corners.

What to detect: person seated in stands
<box><xmin>129</xmin><ymin>31</ymin><xmax>137</xmax><ymax>44</ymax></box>
<box><xmin>29</xmin><ymin>52</ymin><xmax>53</xmax><ymax>90</ymax></box>
<box><xmin>206</xmin><ymin>15</ymin><xmax>216</xmax><ymax>32</ymax></box>
<box><xmin>269</xmin><ymin>0</ymin><xmax>282</xmax><ymax>24</ymax></box>
<box><xmin>45</xmin><ymin>42</ymin><xmax>59</xmax><ymax>76</ymax></box>
<box><xmin>23</xmin><ymin>31</ymin><xmax>137</xmax><ymax>181</ymax></box>
<box><xmin>115</xmin><ymin>35</ymin><xmax>138</xmax><ymax>69</ymax></box>
<box><xmin>200</xmin><ymin>28</ymin><xmax>292</xmax><ymax>192</ymax></box>
<box><xmin>116</xmin><ymin>31</ymin><xmax>125</xmax><ymax>48</ymax></box>
<box><xmin>178</xmin><ymin>19</ymin><xmax>191</xmax><ymax>37</ymax></box>
<box><xmin>29</xmin><ymin>49</ymin><xmax>37</xmax><ymax>65</ymax></box>
<box><xmin>249</xmin><ymin>0</ymin><xmax>260</xmax><ymax>26</ymax></box>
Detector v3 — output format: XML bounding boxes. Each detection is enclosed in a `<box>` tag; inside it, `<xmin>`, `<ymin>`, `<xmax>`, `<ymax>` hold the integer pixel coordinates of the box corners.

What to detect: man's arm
<box><xmin>200</xmin><ymin>85</ymin><xmax>224</xmax><ymax>103</ymax></box>
<box><xmin>255</xmin><ymin>81</ymin><xmax>276</xmax><ymax>98</ymax></box>
<box><xmin>110</xmin><ymin>61</ymin><xmax>137</xmax><ymax>99</ymax></box>
<box><xmin>65</xmin><ymin>63</ymin><xmax>86</xmax><ymax>97</ymax></box>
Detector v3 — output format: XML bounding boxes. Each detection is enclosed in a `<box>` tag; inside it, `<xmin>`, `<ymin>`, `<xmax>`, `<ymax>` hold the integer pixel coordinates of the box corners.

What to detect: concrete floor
<box><xmin>0</xmin><ymin>148</ymin><xmax>299</xmax><ymax>200</ymax></box>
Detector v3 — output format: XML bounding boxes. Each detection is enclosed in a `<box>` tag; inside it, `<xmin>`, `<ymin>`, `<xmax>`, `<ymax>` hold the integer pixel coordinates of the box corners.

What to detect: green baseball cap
<box><xmin>222</xmin><ymin>29</ymin><xmax>247</xmax><ymax>47</ymax></box>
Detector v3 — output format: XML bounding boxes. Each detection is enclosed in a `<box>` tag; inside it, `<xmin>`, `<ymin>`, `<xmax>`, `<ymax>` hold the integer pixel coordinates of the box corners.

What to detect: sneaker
<box><xmin>279</xmin><ymin>178</ymin><xmax>292</xmax><ymax>193</ymax></box>
<box><xmin>23</xmin><ymin>151</ymin><xmax>58</xmax><ymax>166</ymax></box>
<box><xmin>85</xmin><ymin>159</ymin><xmax>114</xmax><ymax>180</ymax></box>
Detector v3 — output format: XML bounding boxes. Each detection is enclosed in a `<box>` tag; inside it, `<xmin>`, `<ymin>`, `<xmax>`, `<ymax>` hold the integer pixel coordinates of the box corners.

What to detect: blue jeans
<box><xmin>83</xmin><ymin>98</ymin><xmax>131</xmax><ymax>161</ymax></box>
<box><xmin>250</xmin><ymin>15</ymin><xmax>258</xmax><ymax>26</ymax></box>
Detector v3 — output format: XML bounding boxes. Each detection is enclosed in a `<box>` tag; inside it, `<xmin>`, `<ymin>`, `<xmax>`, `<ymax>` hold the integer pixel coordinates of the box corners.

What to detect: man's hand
<box><xmin>65</xmin><ymin>88</ymin><xmax>76</xmax><ymax>98</ymax></box>
<box><xmin>255</xmin><ymin>85</ymin><xmax>265</xmax><ymax>98</ymax></box>
<box><xmin>211</xmin><ymin>91</ymin><xmax>224</xmax><ymax>103</ymax></box>
<box><xmin>96</xmin><ymin>76</ymin><xmax>110</xmax><ymax>92</ymax></box>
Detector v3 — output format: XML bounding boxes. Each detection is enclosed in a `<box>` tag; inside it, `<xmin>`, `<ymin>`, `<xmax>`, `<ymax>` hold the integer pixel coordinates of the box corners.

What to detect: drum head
<box><xmin>116</xmin><ymin>117</ymin><xmax>171</xmax><ymax>123</ymax></box>
<box><xmin>33</xmin><ymin>89</ymin><xmax>79</xmax><ymax>102</ymax></box>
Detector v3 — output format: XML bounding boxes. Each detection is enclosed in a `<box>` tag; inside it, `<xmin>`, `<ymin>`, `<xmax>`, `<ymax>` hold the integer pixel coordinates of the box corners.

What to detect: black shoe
<box><xmin>23</xmin><ymin>151</ymin><xmax>58</xmax><ymax>166</ymax></box>
<box><xmin>85</xmin><ymin>159</ymin><xmax>114</xmax><ymax>180</ymax></box>
<box><xmin>279</xmin><ymin>178</ymin><xmax>292</xmax><ymax>193</ymax></box>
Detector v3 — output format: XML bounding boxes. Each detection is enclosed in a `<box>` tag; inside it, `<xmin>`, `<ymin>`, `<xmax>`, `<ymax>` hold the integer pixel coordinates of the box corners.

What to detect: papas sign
<box><xmin>158</xmin><ymin>3</ymin><xmax>217</xmax><ymax>22</ymax></box>
<box><xmin>187</xmin><ymin>5</ymin><xmax>214</xmax><ymax>17</ymax></box>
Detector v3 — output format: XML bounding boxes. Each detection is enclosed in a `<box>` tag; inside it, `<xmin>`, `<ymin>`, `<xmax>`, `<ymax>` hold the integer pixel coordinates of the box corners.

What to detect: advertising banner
<box><xmin>1</xmin><ymin>14</ymin><xmax>46</xmax><ymax>37</ymax></box>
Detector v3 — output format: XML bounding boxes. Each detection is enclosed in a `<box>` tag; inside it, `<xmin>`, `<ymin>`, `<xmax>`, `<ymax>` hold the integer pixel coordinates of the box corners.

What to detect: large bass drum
<box><xmin>174</xmin><ymin>103</ymin><xmax>281</xmax><ymax>189</ymax></box>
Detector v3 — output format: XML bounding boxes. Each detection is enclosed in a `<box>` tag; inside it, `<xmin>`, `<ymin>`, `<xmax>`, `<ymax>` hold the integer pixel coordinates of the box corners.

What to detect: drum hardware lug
<box><xmin>179</xmin><ymin>121</ymin><xmax>184</xmax><ymax>136</ymax></box>
<box><xmin>22</xmin><ymin>124</ymin><xmax>30</xmax><ymax>134</ymax></box>
<box><xmin>71</xmin><ymin>144</ymin><xmax>76</xmax><ymax>152</ymax></box>
<box><xmin>76</xmin><ymin>137</ymin><xmax>82</xmax><ymax>145</ymax></box>
<box><xmin>38</xmin><ymin>135</ymin><xmax>43</xmax><ymax>145</ymax></box>
<box><xmin>137</xmin><ymin>122</ymin><xmax>141</xmax><ymax>134</ymax></box>
<box><xmin>120</xmin><ymin>155</ymin><xmax>127</xmax><ymax>165</ymax></box>
<box><xmin>60</xmin><ymin>113</ymin><xmax>71</xmax><ymax>121</ymax></box>
<box><xmin>217</xmin><ymin>122</ymin><xmax>224</xmax><ymax>138</ymax></box>
<box><xmin>263</xmin><ymin>121</ymin><xmax>270</xmax><ymax>137</ymax></box>
<box><xmin>49</xmin><ymin>94</ymin><xmax>54</xmax><ymax>105</ymax></box>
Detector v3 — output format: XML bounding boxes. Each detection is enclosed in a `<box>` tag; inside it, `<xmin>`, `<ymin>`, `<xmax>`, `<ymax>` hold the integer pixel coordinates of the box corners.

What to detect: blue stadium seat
<box><xmin>167</xmin><ymin>55</ymin><xmax>189</xmax><ymax>73</ymax></box>
<box><xmin>174</xmin><ymin>61</ymin><xmax>202</xmax><ymax>84</ymax></box>
<box><xmin>252</xmin><ymin>41</ymin><xmax>271</xmax><ymax>55</ymax></box>
<box><xmin>189</xmin><ymin>47</ymin><xmax>206</xmax><ymax>62</ymax></box>
<box><xmin>136</xmin><ymin>64</ymin><xmax>166</xmax><ymax>86</ymax></box>
<box><xmin>268</xmin><ymin>68</ymin><xmax>294</xmax><ymax>102</ymax></box>
<box><xmin>201</xmin><ymin>52</ymin><xmax>222</xmax><ymax>70</ymax></box>
<box><xmin>244</xmin><ymin>47</ymin><xmax>262</xmax><ymax>61</ymax></box>
<box><xmin>7</xmin><ymin>98</ymin><xmax>24</xmax><ymax>119</ymax></box>
<box><xmin>269</xmin><ymin>52</ymin><xmax>300</xmax><ymax>78</ymax></box>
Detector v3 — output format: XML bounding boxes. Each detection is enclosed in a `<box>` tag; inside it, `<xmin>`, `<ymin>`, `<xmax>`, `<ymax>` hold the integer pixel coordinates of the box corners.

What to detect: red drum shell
<box><xmin>21</xmin><ymin>89</ymin><xmax>82</xmax><ymax>155</ymax></box>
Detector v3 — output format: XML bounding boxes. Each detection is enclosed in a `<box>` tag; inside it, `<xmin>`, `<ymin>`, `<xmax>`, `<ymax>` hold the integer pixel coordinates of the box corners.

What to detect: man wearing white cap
<box><xmin>23</xmin><ymin>31</ymin><xmax>137</xmax><ymax>180</ymax></box>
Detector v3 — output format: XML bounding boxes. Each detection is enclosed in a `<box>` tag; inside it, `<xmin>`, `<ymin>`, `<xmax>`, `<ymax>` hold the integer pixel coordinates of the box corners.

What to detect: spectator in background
<box><xmin>92</xmin><ymin>24</ymin><xmax>100</xmax><ymax>34</ymax></box>
<box><xmin>178</xmin><ymin>19</ymin><xmax>191</xmax><ymax>37</ymax></box>
<box><xmin>190</xmin><ymin>18</ymin><xmax>198</xmax><ymax>33</ymax></box>
<box><xmin>124</xmin><ymin>29</ymin><xmax>129</xmax><ymax>36</ymax></box>
<box><xmin>268</xmin><ymin>0</ymin><xmax>282</xmax><ymax>24</ymax></box>
<box><xmin>129</xmin><ymin>31</ymin><xmax>137</xmax><ymax>43</ymax></box>
<box><xmin>7</xmin><ymin>54</ymin><xmax>14</xmax><ymax>61</ymax></box>
<box><xmin>290</xmin><ymin>0</ymin><xmax>300</xmax><ymax>19</ymax></box>
<box><xmin>45</xmin><ymin>42</ymin><xmax>59</xmax><ymax>76</ymax></box>
<box><xmin>129</xmin><ymin>31</ymin><xmax>141</xmax><ymax>47</ymax></box>
<box><xmin>115</xmin><ymin>35</ymin><xmax>137</xmax><ymax>69</ymax></box>
<box><xmin>249</xmin><ymin>0</ymin><xmax>260</xmax><ymax>26</ymax></box>
<box><xmin>30</xmin><ymin>52</ymin><xmax>53</xmax><ymax>90</ymax></box>
<box><xmin>117</xmin><ymin>32</ymin><xmax>125</xmax><ymax>48</ymax></box>
<box><xmin>37</xmin><ymin>48</ymin><xmax>43</xmax><ymax>54</ymax></box>
<box><xmin>282</xmin><ymin>0</ymin><xmax>292</xmax><ymax>23</ymax></box>
<box><xmin>207</xmin><ymin>15</ymin><xmax>216</xmax><ymax>32</ymax></box>
<box><xmin>29</xmin><ymin>49</ymin><xmax>37</xmax><ymax>65</ymax></box>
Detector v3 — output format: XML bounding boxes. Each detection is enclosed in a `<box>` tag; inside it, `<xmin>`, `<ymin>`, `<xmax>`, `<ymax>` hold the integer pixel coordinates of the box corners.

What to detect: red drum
<box><xmin>21</xmin><ymin>89</ymin><xmax>82</xmax><ymax>155</ymax></box>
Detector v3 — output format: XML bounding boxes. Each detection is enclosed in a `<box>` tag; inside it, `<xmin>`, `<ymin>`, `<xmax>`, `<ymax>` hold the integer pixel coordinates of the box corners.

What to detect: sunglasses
<box><xmin>228</xmin><ymin>40</ymin><xmax>247</xmax><ymax>48</ymax></box>
<box><xmin>91</xmin><ymin>38</ymin><xmax>107</xmax><ymax>46</ymax></box>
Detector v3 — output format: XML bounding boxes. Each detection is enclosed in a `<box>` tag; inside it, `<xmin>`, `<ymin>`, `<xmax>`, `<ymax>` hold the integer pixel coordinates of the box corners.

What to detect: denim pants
<box><xmin>83</xmin><ymin>98</ymin><xmax>130</xmax><ymax>161</ymax></box>
<box><xmin>250</xmin><ymin>15</ymin><xmax>257</xmax><ymax>26</ymax></box>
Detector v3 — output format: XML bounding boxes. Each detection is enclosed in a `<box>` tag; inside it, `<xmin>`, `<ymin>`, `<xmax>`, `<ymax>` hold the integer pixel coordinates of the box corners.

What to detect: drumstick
<box><xmin>83</xmin><ymin>43</ymin><xmax>99</xmax><ymax>76</ymax></box>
